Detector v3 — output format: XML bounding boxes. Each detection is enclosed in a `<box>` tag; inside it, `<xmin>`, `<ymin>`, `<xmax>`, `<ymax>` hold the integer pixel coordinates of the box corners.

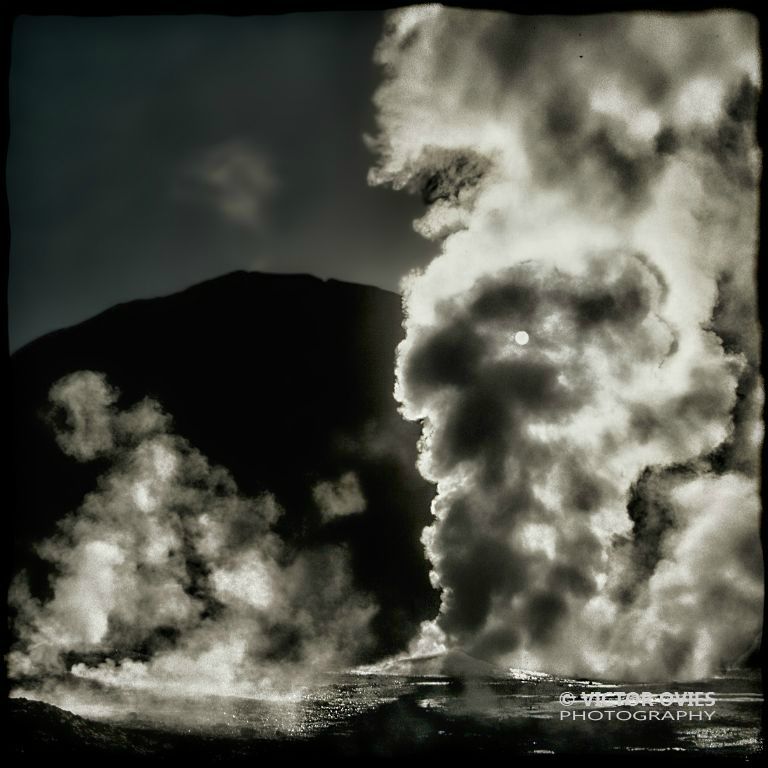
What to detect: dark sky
<box><xmin>7</xmin><ymin>12</ymin><xmax>435</xmax><ymax>351</ymax></box>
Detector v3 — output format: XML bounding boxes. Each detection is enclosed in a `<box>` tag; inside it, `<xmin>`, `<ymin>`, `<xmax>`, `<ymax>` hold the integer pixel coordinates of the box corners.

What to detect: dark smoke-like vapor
<box><xmin>368</xmin><ymin>7</ymin><xmax>762</xmax><ymax>680</ymax></box>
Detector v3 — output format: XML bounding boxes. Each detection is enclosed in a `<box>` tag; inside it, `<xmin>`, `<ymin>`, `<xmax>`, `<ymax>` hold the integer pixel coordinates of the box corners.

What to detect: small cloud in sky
<box><xmin>183</xmin><ymin>139</ymin><xmax>277</xmax><ymax>228</ymax></box>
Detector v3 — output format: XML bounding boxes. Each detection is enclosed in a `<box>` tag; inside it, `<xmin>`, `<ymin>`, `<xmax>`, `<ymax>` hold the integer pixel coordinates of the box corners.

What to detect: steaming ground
<box><xmin>9</xmin><ymin>669</ymin><xmax>764</xmax><ymax>757</ymax></box>
<box><xmin>368</xmin><ymin>7</ymin><xmax>762</xmax><ymax>680</ymax></box>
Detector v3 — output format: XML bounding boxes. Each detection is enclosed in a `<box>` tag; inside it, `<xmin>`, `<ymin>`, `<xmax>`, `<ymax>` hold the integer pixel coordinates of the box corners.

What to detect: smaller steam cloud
<box><xmin>313</xmin><ymin>471</ymin><xmax>367</xmax><ymax>522</ymax></box>
<box><xmin>9</xmin><ymin>371</ymin><xmax>376</xmax><ymax>704</ymax></box>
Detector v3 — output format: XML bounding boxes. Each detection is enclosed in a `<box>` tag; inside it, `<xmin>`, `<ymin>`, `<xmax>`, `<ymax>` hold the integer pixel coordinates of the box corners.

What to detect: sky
<box><xmin>7</xmin><ymin>11</ymin><xmax>435</xmax><ymax>351</ymax></box>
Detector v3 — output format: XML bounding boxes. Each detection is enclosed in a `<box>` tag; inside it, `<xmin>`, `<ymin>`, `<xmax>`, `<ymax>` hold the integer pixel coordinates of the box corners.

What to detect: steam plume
<box><xmin>368</xmin><ymin>7</ymin><xmax>762</xmax><ymax>680</ymax></box>
<box><xmin>9</xmin><ymin>371</ymin><xmax>376</xmax><ymax>702</ymax></box>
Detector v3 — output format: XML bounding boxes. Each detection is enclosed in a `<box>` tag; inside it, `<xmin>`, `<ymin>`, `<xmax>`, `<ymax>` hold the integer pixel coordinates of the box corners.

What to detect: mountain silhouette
<box><xmin>8</xmin><ymin>271</ymin><xmax>438</xmax><ymax>660</ymax></box>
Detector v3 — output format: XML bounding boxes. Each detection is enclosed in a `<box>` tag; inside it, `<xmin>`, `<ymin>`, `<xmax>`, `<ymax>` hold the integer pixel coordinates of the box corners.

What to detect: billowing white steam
<box><xmin>368</xmin><ymin>7</ymin><xmax>762</xmax><ymax>680</ymax></box>
<box><xmin>9</xmin><ymin>371</ymin><xmax>376</xmax><ymax>701</ymax></box>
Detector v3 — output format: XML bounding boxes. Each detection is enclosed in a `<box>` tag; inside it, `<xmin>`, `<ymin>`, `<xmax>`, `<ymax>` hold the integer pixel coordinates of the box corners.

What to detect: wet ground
<box><xmin>12</xmin><ymin>669</ymin><xmax>762</xmax><ymax>758</ymax></box>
